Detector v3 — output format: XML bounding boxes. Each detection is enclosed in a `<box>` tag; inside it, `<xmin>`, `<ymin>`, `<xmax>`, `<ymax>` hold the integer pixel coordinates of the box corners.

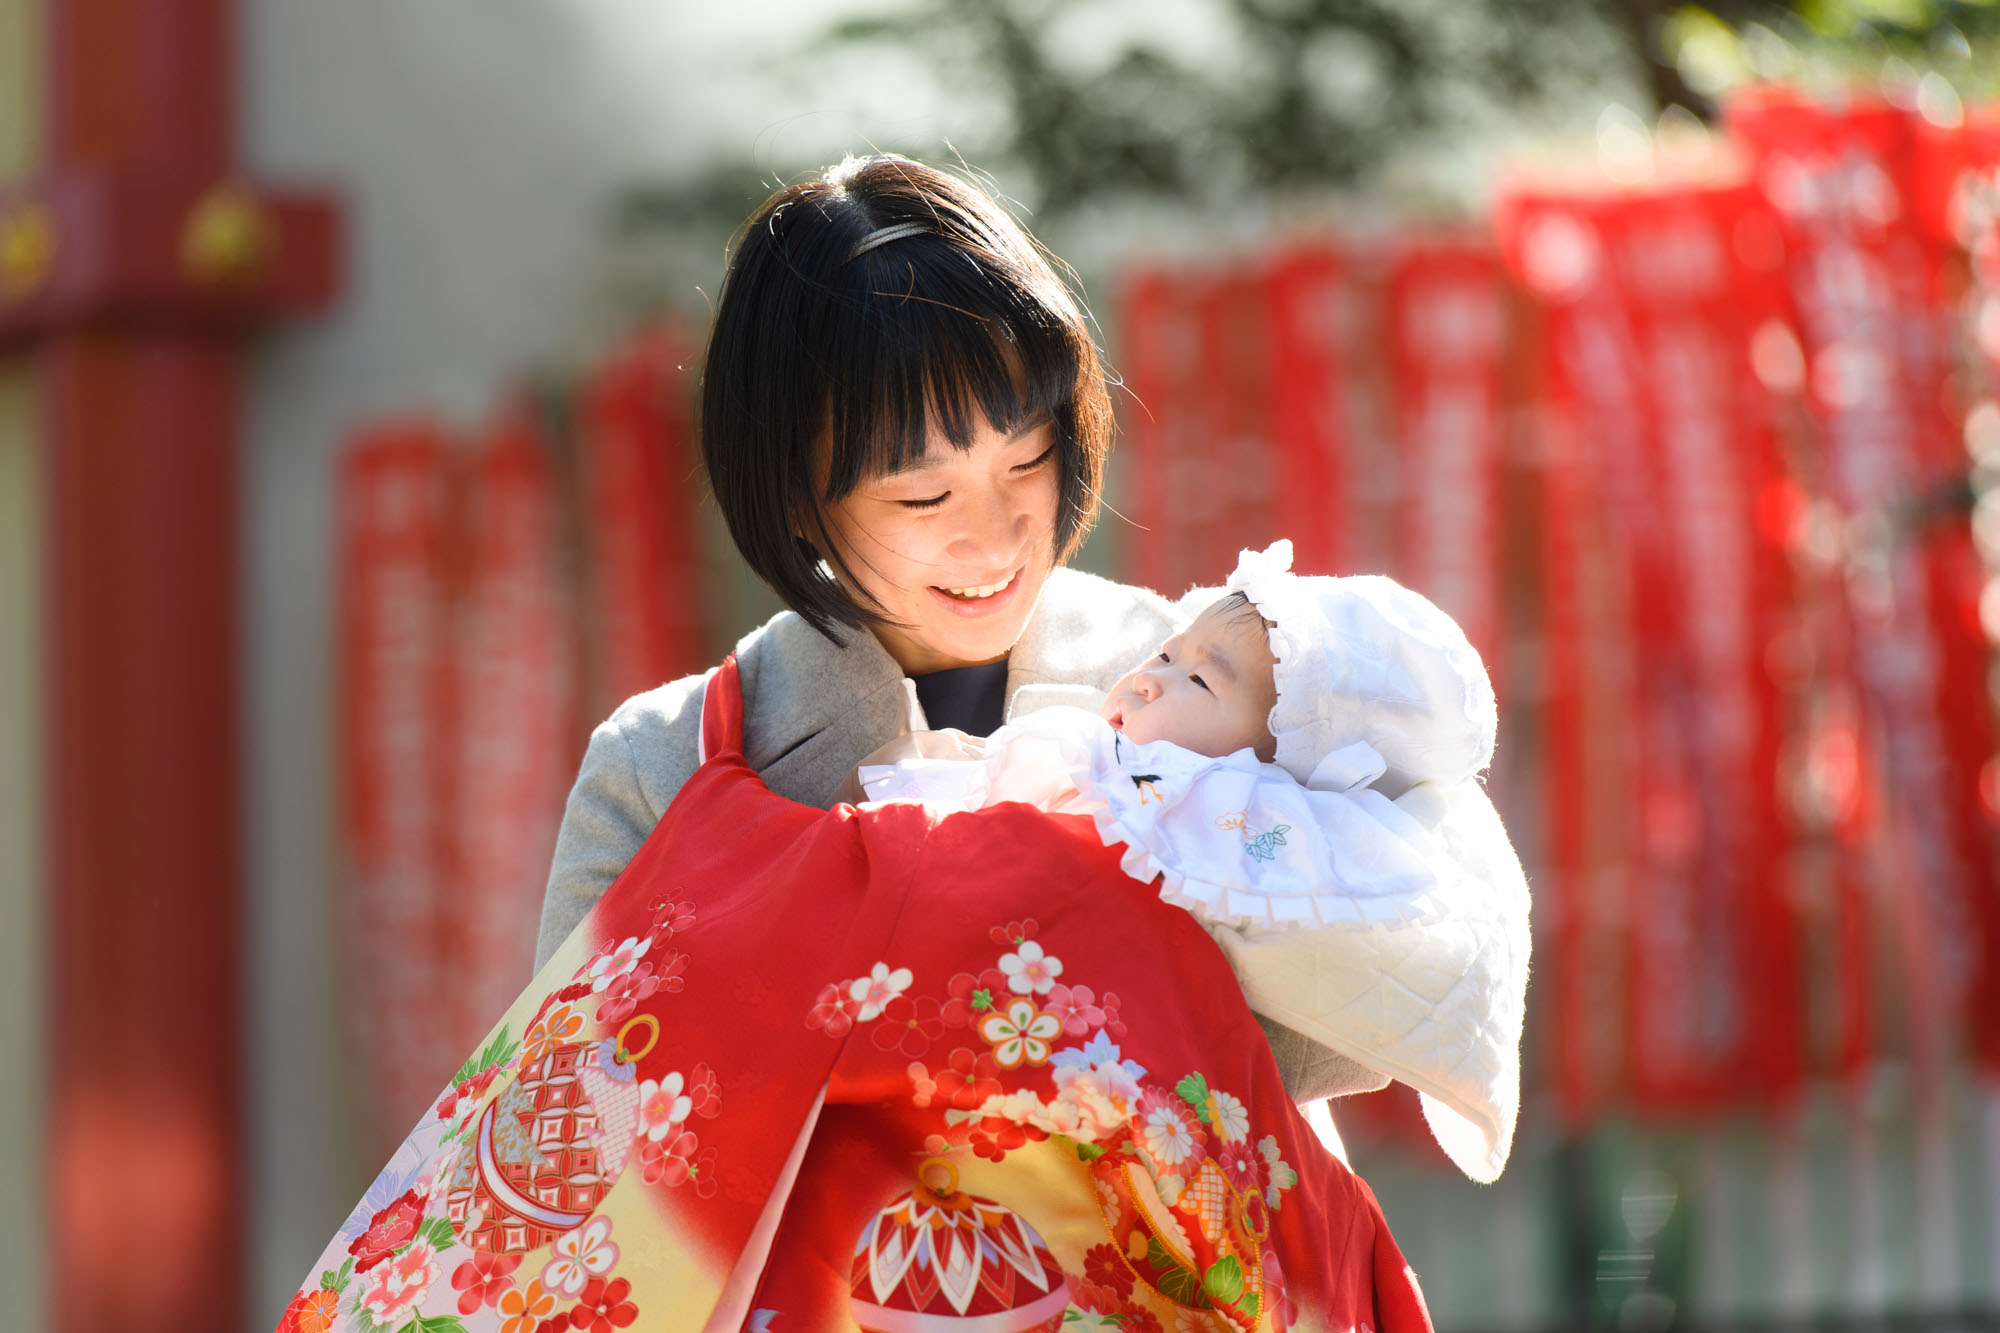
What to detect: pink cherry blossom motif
<box><xmin>976</xmin><ymin>998</ymin><xmax>1063</xmax><ymax>1070</ymax></box>
<box><xmin>635</xmin><ymin>1072</ymin><xmax>692</xmax><ymax>1141</ymax></box>
<box><xmin>640</xmin><ymin>1130</ymin><xmax>719</xmax><ymax>1197</ymax></box>
<box><xmin>998</xmin><ymin>940</ymin><xmax>1061</xmax><ymax>995</ymax></box>
<box><xmin>541</xmin><ymin>1216</ymin><xmax>618</xmax><ymax>1300</ymax></box>
<box><xmin>648</xmin><ymin>896</ymin><xmax>696</xmax><ymax>938</ymax></box>
<box><xmin>848</xmin><ymin>962</ymin><xmax>913</xmax><ymax>1022</ymax></box>
<box><xmin>587</xmin><ymin>935</ymin><xmax>651</xmax><ymax>994</ymax></box>
<box><xmin>1042</xmin><ymin>983</ymin><xmax>1105</xmax><ymax>1037</ymax></box>
<box><xmin>595</xmin><ymin>960</ymin><xmax>663</xmax><ymax>1026</ymax></box>
<box><xmin>806</xmin><ymin>981</ymin><xmax>861</xmax><ymax>1037</ymax></box>
<box><xmin>358</xmin><ymin>1237</ymin><xmax>441</xmax><ymax>1328</ymax></box>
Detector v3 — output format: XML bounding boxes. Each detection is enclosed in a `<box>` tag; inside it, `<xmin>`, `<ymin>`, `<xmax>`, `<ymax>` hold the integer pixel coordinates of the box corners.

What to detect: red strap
<box><xmin>697</xmin><ymin>654</ymin><xmax>745</xmax><ymax>763</ymax></box>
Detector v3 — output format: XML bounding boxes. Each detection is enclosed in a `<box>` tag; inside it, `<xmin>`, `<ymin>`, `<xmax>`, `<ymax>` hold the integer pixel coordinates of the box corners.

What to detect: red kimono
<box><xmin>280</xmin><ymin>658</ymin><xmax>1434</xmax><ymax>1333</ymax></box>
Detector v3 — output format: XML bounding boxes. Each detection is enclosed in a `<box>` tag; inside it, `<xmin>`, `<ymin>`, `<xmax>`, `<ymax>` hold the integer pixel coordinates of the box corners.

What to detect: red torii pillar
<box><xmin>0</xmin><ymin>2</ymin><xmax>340</xmax><ymax>1329</ymax></box>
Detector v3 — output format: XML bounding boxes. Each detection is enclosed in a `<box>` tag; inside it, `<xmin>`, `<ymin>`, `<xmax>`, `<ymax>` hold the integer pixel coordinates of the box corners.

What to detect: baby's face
<box><xmin>1101</xmin><ymin>597</ymin><xmax>1278</xmax><ymax>760</ymax></box>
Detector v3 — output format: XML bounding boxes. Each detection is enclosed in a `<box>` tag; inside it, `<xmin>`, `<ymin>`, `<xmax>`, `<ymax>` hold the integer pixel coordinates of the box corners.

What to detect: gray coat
<box><xmin>533</xmin><ymin>566</ymin><xmax>1388</xmax><ymax>1102</ymax></box>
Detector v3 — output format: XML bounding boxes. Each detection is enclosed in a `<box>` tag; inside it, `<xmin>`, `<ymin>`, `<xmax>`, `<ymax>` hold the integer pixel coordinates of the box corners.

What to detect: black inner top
<box><xmin>911</xmin><ymin>659</ymin><xmax>1010</xmax><ymax>738</ymax></box>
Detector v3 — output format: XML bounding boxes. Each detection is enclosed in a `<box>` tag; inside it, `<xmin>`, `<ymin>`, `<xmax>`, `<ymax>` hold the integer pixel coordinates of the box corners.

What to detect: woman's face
<box><xmin>820</xmin><ymin>415</ymin><xmax>1061</xmax><ymax>675</ymax></box>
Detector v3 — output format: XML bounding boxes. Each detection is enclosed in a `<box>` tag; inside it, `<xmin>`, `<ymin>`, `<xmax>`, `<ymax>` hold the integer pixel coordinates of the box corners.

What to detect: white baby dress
<box><xmin>860</xmin><ymin>699</ymin><xmax>1531</xmax><ymax>1184</ymax></box>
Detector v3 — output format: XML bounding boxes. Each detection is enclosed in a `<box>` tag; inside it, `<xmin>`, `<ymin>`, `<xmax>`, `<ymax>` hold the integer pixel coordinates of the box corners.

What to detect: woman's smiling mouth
<box><xmin>937</xmin><ymin>569</ymin><xmax>1018</xmax><ymax>600</ymax></box>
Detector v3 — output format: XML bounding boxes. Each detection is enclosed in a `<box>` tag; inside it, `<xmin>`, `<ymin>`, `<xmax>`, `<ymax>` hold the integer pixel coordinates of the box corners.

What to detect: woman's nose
<box><xmin>948</xmin><ymin>478</ymin><xmax>1031</xmax><ymax>564</ymax></box>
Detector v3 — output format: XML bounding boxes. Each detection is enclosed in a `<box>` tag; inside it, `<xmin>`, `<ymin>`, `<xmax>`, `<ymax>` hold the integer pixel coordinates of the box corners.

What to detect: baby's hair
<box><xmin>1210</xmin><ymin>590</ymin><xmax>1275</xmax><ymax>632</ymax></box>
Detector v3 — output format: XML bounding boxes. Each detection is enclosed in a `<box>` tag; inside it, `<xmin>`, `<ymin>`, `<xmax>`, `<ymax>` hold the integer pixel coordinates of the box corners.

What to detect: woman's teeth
<box><xmin>942</xmin><ymin>571</ymin><xmax>1015</xmax><ymax>600</ymax></box>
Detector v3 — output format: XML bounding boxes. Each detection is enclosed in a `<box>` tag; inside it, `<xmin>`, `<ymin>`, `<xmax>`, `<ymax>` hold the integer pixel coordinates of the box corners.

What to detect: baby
<box><xmin>856</xmin><ymin>540</ymin><xmax>1531</xmax><ymax>1183</ymax></box>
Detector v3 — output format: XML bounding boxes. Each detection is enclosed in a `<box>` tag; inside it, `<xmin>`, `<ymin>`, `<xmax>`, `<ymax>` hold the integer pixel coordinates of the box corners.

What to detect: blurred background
<box><xmin>4</xmin><ymin>1</ymin><xmax>2000</xmax><ymax>1329</ymax></box>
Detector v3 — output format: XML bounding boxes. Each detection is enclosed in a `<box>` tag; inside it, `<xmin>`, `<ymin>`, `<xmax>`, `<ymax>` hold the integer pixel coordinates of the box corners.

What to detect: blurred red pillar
<box><xmin>0</xmin><ymin>2</ymin><xmax>339</xmax><ymax>1329</ymax></box>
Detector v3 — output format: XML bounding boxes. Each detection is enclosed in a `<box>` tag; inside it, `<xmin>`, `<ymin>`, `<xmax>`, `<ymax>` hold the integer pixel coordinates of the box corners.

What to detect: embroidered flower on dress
<box><xmin>805</xmin><ymin>982</ymin><xmax>861</xmax><ymax>1037</ymax></box>
<box><xmin>848</xmin><ymin>962</ymin><xmax>913</xmax><ymax>1022</ymax></box>
<box><xmin>934</xmin><ymin>1046</ymin><xmax>1002</xmax><ymax>1110</ymax></box>
<box><xmin>1098</xmin><ymin>989</ymin><xmax>1130</xmax><ymax>1039</ymax></box>
<box><xmin>346</xmin><ymin>1188</ymin><xmax>425</xmax><ymax>1273</ymax></box>
<box><xmin>496</xmin><ymin>1277</ymin><xmax>557</xmax><ymax>1333</ymax></box>
<box><xmin>358</xmin><ymin>1238</ymin><xmax>440</xmax><ymax>1329</ymax></box>
<box><xmin>1257</xmin><ymin>1134</ymin><xmax>1299</xmax><ymax>1208</ymax></box>
<box><xmin>450</xmin><ymin>1250</ymin><xmax>521</xmax><ymax>1314</ymax></box>
<box><xmin>977</xmin><ymin>998</ymin><xmax>1062</xmax><ymax>1069</ymax></box>
<box><xmin>685</xmin><ymin>1061</ymin><xmax>722</xmax><ymax>1119</ymax></box>
<box><xmin>541</xmin><ymin>1217</ymin><xmax>618</xmax><ymax>1300</ymax></box>
<box><xmin>989</xmin><ymin>919</ymin><xmax>1038</xmax><ymax>947</ymax></box>
<box><xmin>278</xmin><ymin>1287</ymin><xmax>340</xmax><ymax>1333</ymax></box>
<box><xmin>568</xmin><ymin>1275</ymin><xmax>639</xmax><ymax>1333</ymax></box>
<box><xmin>648</xmin><ymin>897</ymin><xmax>696</xmax><ymax>938</ymax></box>
<box><xmin>587</xmin><ymin>936</ymin><xmax>651</xmax><ymax>993</ymax></box>
<box><xmin>941</xmin><ymin>969</ymin><xmax>1008</xmax><ymax>1027</ymax></box>
<box><xmin>1042</xmin><ymin>983</ymin><xmax>1105</xmax><ymax>1037</ymax></box>
<box><xmin>871</xmin><ymin>994</ymin><xmax>944</xmax><ymax>1058</ymax></box>
<box><xmin>596</xmin><ymin>955</ymin><xmax>677</xmax><ymax>1025</ymax></box>
<box><xmin>1207</xmin><ymin>1089</ymin><xmax>1251</xmax><ymax>1144</ymax></box>
<box><xmin>997</xmin><ymin>940</ymin><xmax>1062</xmax><ymax>995</ymax></box>
<box><xmin>1136</xmin><ymin>1088</ymin><xmax>1203</xmax><ymax>1167</ymax></box>
<box><xmin>1081</xmin><ymin>1243</ymin><xmax>1135</xmax><ymax>1297</ymax></box>
<box><xmin>635</xmin><ymin>1073</ymin><xmax>692</xmax><ymax>1141</ymax></box>
<box><xmin>1215</xmin><ymin>1138</ymin><xmax>1267</xmax><ymax>1195</ymax></box>
<box><xmin>523</xmin><ymin>1003</ymin><xmax>585</xmax><ymax>1064</ymax></box>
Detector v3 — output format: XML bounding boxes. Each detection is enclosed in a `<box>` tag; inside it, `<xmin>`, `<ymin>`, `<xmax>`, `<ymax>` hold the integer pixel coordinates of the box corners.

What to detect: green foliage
<box><xmin>396</xmin><ymin>1315</ymin><xmax>469</xmax><ymax>1333</ymax></box>
<box><xmin>450</xmin><ymin>1026</ymin><xmax>519</xmax><ymax>1090</ymax></box>
<box><xmin>807</xmin><ymin>0</ymin><xmax>1641</xmax><ymax>216</ymax></box>
<box><xmin>1147</xmin><ymin>1237</ymin><xmax>1209</xmax><ymax>1305</ymax></box>
<box><xmin>1201</xmin><ymin>1253</ymin><xmax>1246</xmax><ymax>1305</ymax></box>
<box><xmin>1175</xmin><ymin>1072</ymin><xmax>1212</xmax><ymax>1122</ymax></box>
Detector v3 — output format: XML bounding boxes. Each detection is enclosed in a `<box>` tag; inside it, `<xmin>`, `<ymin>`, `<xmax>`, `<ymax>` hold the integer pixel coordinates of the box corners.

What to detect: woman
<box><xmin>278</xmin><ymin>156</ymin><xmax>1449</xmax><ymax>1333</ymax></box>
<box><xmin>532</xmin><ymin>155</ymin><xmax>1380</xmax><ymax>1104</ymax></box>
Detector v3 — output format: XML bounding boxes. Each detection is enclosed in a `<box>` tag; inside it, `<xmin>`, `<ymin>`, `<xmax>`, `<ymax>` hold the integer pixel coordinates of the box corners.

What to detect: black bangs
<box><xmin>817</xmin><ymin>244</ymin><xmax>1084</xmax><ymax>504</ymax></box>
<box><xmin>699</xmin><ymin>154</ymin><xmax>1114</xmax><ymax>642</ymax></box>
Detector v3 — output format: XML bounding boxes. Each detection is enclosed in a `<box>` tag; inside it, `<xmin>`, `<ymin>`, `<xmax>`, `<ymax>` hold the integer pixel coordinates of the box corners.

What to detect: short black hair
<box><xmin>700</xmin><ymin>154</ymin><xmax>1113</xmax><ymax>640</ymax></box>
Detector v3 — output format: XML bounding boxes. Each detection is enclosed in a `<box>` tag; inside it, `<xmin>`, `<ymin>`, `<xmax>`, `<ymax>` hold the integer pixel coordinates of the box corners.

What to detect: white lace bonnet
<box><xmin>1224</xmin><ymin>540</ymin><xmax>1497</xmax><ymax>797</ymax></box>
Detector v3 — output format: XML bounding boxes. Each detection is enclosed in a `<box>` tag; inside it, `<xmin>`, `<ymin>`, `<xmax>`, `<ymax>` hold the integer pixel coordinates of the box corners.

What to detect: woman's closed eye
<box><xmin>894</xmin><ymin>445</ymin><xmax>1054</xmax><ymax>511</ymax></box>
<box><xmin>1015</xmin><ymin>444</ymin><xmax>1057</xmax><ymax>473</ymax></box>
